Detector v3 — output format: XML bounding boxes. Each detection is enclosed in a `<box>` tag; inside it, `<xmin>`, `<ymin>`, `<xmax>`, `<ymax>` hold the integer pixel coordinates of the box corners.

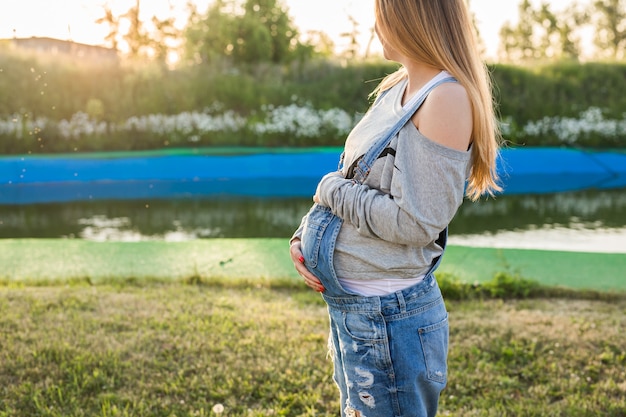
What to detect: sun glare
<box><xmin>0</xmin><ymin>0</ymin><xmax>588</xmax><ymax>62</ymax></box>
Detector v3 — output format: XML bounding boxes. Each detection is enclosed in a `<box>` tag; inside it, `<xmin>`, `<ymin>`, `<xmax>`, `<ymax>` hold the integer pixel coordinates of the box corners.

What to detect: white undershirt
<box><xmin>339</xmin><ymin>275</ymin><xmax>426</xmax><ymax>296</ymax></box>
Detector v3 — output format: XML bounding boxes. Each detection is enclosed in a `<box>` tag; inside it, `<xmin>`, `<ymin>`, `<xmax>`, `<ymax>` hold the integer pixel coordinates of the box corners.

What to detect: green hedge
<box><xmin>491</xmin><ymin>62</ymin><xmax>626</xmax><ymax>123</ymax></box>
<box><xmin>1</xmin><ymin>50</ymin><xmax>625</xmax><ymax>154</ymax></box>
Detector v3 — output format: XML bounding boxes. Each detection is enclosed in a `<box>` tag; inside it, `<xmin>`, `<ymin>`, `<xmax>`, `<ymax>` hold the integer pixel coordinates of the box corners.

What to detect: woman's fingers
<box><xmin>295</xmin><ymin>258</ymin><xmax>325</xmax><ymax>292</ymax></box>
<box><xmin>290</xmin><ymin>240</ymin><xmax>325</xmax><ymax>292</ymax></box>
<box><xmin>296</xmin><ymin>263</ymin><xmax>325</xmax><ymax>293</ymax></box>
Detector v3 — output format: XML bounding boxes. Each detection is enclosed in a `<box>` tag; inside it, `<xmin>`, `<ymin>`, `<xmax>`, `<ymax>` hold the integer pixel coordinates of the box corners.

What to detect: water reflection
<box><xmin>0</xmin><ymin>189</ymin><xmax>625</xmax><ymax>250</ymax></box>
<box><xmin>447</xmin><ymin>189</ymin><xmax>626</xmax><ymax>252</ymax></box>
<box><xmin>450</xmin><ymin>189</ymin><xmax>626</xmax><ymax>232</ymax></box>
<box><xmin>0</xmin><ymin>198</ymin><xmax>313</xmax><ymax>240</ymax></box>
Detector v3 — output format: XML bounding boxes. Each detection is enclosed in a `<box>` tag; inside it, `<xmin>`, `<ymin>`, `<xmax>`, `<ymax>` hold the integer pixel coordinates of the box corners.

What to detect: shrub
<box><xmin>2</xmin><ymin>50</ymin><xmax>626</xmax><ymax>154</ymax></box>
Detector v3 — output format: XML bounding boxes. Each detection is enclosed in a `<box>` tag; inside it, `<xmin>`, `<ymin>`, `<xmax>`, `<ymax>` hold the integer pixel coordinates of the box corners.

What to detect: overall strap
<box><xmin>351</xmin><ymin>72</ymin><xmax>457</xmax><ymax>183</ymax></box>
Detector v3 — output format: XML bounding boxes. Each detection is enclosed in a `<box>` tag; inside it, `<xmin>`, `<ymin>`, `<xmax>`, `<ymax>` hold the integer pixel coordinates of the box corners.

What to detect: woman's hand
<box><xmin>289</xmin><ymin>239</ymin><xmax>325</xmax><ymax>293</ymax></box>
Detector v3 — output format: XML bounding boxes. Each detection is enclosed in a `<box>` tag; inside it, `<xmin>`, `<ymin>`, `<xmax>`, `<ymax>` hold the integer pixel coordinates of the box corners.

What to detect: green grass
<box><xmin>0</xmin><ymin>146</ymin><xmax>343</xmax><ymax>160</ymax></box>
<box><xmin>2</xmin><ymin>239</ymin><xmax>626</xmax><ymax>292</ymax></box>
<box><xmin>2</xmin><ymin>238</ymin><xmax>625</xmax><ymax>415</ymax></box>
<box><xmin>0</xmin><ymin>281</ymin><xmax>625</xmax><ymax>416</ymax></box>
<box><xmin>440</xmin><ymin>246</ymin><xmax>626</xmax><ymax>291</ymax></box>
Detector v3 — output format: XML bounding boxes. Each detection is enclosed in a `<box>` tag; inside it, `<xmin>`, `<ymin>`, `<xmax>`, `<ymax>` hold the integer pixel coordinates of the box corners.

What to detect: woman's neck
<box><xmin>401</xmin><ymin>62</ymin><xmax>442</xmax><ymax>106</ymax></box>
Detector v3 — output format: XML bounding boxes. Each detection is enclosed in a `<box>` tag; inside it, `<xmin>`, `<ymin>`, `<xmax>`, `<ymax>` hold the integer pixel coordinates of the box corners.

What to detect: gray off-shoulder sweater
<box><xmin>293</xmin><ymin>77</ymin><xmax>472</xmax><ymax>281</ymax></box>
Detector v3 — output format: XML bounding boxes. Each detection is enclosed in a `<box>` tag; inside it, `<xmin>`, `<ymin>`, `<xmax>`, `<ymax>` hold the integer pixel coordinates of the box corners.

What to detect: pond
<box><xmin>2</xmin><ymin>147</ymin><xmax>625</xmax><ymax>252</ymax></box>
<box><xmin>1</xmin><ymin>187</ymin><xmax>625</xmax><ymax>253</ymax></box>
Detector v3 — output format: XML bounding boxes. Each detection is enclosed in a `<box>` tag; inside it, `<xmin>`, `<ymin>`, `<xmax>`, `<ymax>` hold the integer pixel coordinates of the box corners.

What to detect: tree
<box><xmin>339</xmin><ymin>15</ymin><xmax>360</xmax><ymax>60</ymax></box>
<box><xmin>183</xmin><ymin>0</ymin><xmax>303</xmax><ymax>66</ymax></box>
<box><xmin>499</xmin><ymin>0</ymin><xmax>585</xmax><ymax>62</ymax></box>
<box><xmin>592</xmin><ymin>0</ymin><xmax>626</xmax><ymax>59</ymax></box>
<box><xmin>183</xmin><ymin>0</ymin><xmax>238</xmax><ymax>65</ymax></box>
<box><xmin>95</xmin><ymin>6</ymin><xmax>120</xmax><ymax>51</ymax></box>
<box><xmin>558</xmin><ymin>4</ymin><xmax>588</xmax><ymax>60</ymax></box>
<box><xmin>499</xmin><ymin>0</ymin><xmax>536</xmax><ymax>61</ymax></box>
<box><xmin>232</xmin><ymin>12</ymin><xmax>273</xmax><ymax>64</ymax></box>
<box><xmin>535</xmin><ymin>3</ymin><xmax>559</xmax><ymax>57</ymax></box>
<box><xmin>149</xmin><ymin>14</ymin><xmax>181</xmax><ymax>64</ymax></box>
<box><xmin>534</xmin><ymin>2</ymin><xmax>586</xmax><ymax>60</ymax></box>
<box><xmin>122</xmin><ymin>0</ymin><xmax>150</xmax><ymax>58</ymax></box>
<box><xmin>96</xmin><ymin>0</ymin><xmax>180</xmax><ymax>62</ymax></box>
<box><xmin>300</xmin><ymin>30</ymin><xmax>335</xmax><ymax>58</ymax></box>
<box><xmin>243</xmin><ymin>0</ymin><xmax>298</xmax><ymax>63</ymax></box>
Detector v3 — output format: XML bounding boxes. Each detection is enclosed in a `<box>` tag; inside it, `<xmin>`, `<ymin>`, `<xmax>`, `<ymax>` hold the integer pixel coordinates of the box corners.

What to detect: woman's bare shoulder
<box><xmin>412</xmin><ymin>82</ymin><xmax>473</xmax><ymax>151</ymax></box>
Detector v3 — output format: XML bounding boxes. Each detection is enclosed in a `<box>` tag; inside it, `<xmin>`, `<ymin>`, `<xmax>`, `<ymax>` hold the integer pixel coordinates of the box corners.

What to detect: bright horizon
<box><xmin>0</xmin><ymin>0</ymin><xmax>583</xmax><ymax>60</ymax></box>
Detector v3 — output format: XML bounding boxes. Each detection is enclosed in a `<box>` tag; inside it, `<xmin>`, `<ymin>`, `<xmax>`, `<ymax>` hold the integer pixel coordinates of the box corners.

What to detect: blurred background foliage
<box><xmin>0</xmin><ymin>0</ymin><xmax>625</xmax><ymax>154</ymax></box>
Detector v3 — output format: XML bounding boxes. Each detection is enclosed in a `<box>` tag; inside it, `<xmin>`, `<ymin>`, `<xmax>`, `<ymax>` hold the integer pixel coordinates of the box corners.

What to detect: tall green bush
<box><xmin>491</xmin><ymin>62</ymin><xmax>626</xmax><ymax>123</ymax></box>
<box><xmin>1</xmin><ymin>49</ymin><xmax>625</xmax><ymax>154</ymax></box>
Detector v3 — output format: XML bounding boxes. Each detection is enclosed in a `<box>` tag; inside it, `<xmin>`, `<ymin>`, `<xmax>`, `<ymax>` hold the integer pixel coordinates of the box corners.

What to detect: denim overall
<box><xmin>300</xmin><ymin>75</ymin><xmax>456</xmax><ymax>417</ymax></box>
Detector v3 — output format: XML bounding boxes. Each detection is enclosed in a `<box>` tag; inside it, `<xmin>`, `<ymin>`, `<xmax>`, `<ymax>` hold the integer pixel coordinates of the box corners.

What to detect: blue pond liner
<box><xmin>497</xmin><ymin>148</ymin><xmax>626</xmax><ymax>194</ymax></box>
<box><xmin>1</xmin><ymin>147</ymin><xmax>625</xmax><ymax>204</ymax></box>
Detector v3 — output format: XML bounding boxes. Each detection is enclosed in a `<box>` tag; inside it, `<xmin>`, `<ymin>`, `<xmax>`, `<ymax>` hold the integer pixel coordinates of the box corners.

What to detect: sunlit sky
<box><xmin>0</xmin><ymin>0</ymin><xmax>581</xmax><ymax>59</ymax></box>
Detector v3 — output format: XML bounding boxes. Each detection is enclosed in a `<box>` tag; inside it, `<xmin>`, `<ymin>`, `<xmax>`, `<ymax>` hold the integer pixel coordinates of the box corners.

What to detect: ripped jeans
<box><xmin>323</xmin><ymin>274</ymin><xmax>448</xmax><ymax>417</ymax></box>
<box><xmin>301</xmin><ymin>205</ymin><xmax>449</xmax><ymax>417</ymax></box>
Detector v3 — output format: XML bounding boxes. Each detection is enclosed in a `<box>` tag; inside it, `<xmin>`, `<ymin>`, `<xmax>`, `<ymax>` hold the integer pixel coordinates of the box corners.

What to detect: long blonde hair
<box><xmin>374</xmin><ymin>0</ymin><xmax>501</xmax><ymax>200</ymax></box>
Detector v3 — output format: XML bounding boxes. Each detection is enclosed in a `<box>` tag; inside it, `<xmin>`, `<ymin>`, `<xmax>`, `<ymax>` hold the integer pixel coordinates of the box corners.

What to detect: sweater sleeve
<box><xmin>290</xmin><ymin>214</ymin><xmax>307</xmax><ymax>244</ymax></box>
<box><xmin>316</xmin><ymin>130</ymin><xmax>471</xmax><ymax>246</ymax></box>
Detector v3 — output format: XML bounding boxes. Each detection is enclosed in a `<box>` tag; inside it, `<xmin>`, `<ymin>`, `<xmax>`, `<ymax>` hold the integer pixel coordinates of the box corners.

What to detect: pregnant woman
<box><xmin>290</xmin><ymin>1</ymin><xmax>501</xmax><ymax>416</ymax></box>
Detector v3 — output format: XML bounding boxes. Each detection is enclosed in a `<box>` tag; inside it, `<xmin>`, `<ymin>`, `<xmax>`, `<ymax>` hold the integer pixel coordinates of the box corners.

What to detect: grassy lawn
<box><xmin>1</xmin><ymin>281</ymin><xmax>625</xmax><ymax>417</ymax></box>
<box><xmin>2</xmin><ymin>239</ymin><xmax>626</xmax><ymax>291</ymax></box>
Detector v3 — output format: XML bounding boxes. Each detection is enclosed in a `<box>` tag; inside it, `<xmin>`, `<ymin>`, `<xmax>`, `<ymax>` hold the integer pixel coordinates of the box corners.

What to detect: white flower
<box><xmin>519</xmin><ymin>107</ymin><xmax>626</xmax><ymax>145</ymax></box>
<box><xmin>57</xmin><ymin>112</ymin><xmax>107</xmax><ymax>140</ymax></box>
<box><xmin>252</xmin><ymin>103</ymin><xmax>356</xmax><ymax>138</ymax></box>
<box><xmin>123</xmin><ymin>111</ymin><xmax>246</xmax><ymax>137</ymax></box>
<box><xmin>0</xmin><ymin>114</ymin><xmax>48</xmax><ymax>139</ymax></box>
<box><xmin>7</xmin><ymin>104</ymin><xmax>621</xmax><ymax>148</ymax></box>
<box><xmin>212</xmin><ymin>403</ymin><xmax>224</xmax><ymax>414</ymax></box>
